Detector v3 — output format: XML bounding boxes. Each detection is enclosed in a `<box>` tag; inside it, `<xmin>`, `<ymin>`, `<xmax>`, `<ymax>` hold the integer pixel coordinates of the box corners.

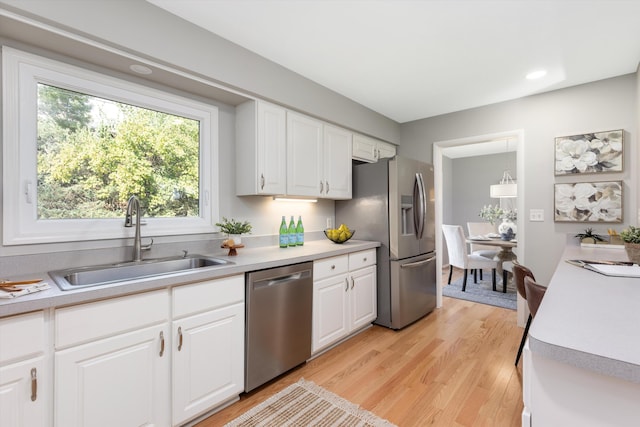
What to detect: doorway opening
<box><xmin>434</xmin><ymin>130</ymin><xmax>527</xmax><ymax>326</ymax></box>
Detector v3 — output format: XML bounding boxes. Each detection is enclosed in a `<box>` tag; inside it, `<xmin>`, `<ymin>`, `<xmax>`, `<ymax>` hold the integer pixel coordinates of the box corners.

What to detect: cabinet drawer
<box><xmin>55</xmin><ymin>289</ymin><xmax>169</xmax><ymax>349</ymax></box>
<box><xmin>173</xmin><ymin>274</ymin><xmax>244</xmax><ymax>319</ymax></box>
<box><xmin>314</xmin><ymin>255</ymin><xmax>348</xmax><ymax>281</ymax></box>
<box><xmin>0</xmin><ymin>311</ymin><xmax>45</xmax><ymax>364</ymax></box>
<box><xmin>349</xmin><ymin>249</ymin><xmax>376</xmax><ymax>270</ymax></box>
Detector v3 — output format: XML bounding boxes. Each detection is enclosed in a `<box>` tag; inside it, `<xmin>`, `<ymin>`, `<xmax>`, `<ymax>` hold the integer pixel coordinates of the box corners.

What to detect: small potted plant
<box><xmin>574</xmin><ymin>227</ymin><xmax>606</xmax><ymax>245</ymax></box>
<box><xmin>620</xmin><ymin>226</ymin><xmax>640</xmax><ymax>264</ymax></box>
<box><xmin>215</xmin><ymin>217</ymin><xmax>252</xmax><ymax>244</ymax></box>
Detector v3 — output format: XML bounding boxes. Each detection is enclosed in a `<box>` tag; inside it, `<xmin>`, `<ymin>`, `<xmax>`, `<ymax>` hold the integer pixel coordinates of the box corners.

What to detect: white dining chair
<box><xmin>442</xmin><ymin>224</ymin><xmax>498</xmax><ymax>292</ymax></box>
<box><xmin>467</xmin><ymin>222</ymin><xmax>499</xmax><ymax>258</ymax></box>
<box><xmin>467</xmin><ymin>221</ymin><xmax>499</xmax><ymax>281</ymax></box>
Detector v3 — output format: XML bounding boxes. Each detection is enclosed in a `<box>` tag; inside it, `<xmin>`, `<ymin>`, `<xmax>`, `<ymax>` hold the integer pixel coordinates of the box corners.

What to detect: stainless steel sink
<box><xmin>49</xmin><ymin>255</ymin><xmax>234</xmax><ymax>291</ymax></box>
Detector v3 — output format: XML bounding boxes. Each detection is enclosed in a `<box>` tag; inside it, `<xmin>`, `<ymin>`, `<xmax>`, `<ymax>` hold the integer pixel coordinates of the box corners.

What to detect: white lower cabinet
<box><xmin>55</xmin><ymin>323</ymin><xmax>170</xmax><ymax>427</ymax></box>
<box><xmin>313</xmin><ymin>269</ymin><xmax>349</xmax><ymax>353</ymax></box>
<box><xmin>54</xmin><ymin>290</ymin><xmax>171</xmax><ymax>427</ymax></box>
<box><xmin>349</xmin><ymin>264</ymin><xmax>377</xmax><ymax>332</ymax></box>
<box><xmin>0</xmin><ymin>311</ymin><xmax>48</xmax><ymax>427</ymax></box>
<box><xmin>52</xmin><ymin>274</ymin><xmax>245</xmax><ymax>427</ymax></box>
<box><xmin>312</xmin><ymin>249</ymin><xmax>377</xmax><ymax>354</ymax></box>
<box><xmin>172</xmin><ymin>276</ymin><xmax>244</xmax><ymax>426</ymax></box>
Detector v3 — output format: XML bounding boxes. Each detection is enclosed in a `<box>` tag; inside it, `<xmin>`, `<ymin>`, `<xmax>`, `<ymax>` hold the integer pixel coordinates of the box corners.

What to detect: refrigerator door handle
<box><xmin>413</xmin><ymin>172</ymin><xmax>427</xmax><ymax>239</ymax></box>
<box><xmin>401</xmin><ymin>255</ymin><xmax>436</xmax><ymax>268</ymax></box>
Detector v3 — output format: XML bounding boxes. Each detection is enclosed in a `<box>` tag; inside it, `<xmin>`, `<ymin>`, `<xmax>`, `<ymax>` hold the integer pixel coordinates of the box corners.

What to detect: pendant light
<box><xmin>490</xmin><ymin>139</ymin><xmax>517</xmax><ymax>198</ymax></box>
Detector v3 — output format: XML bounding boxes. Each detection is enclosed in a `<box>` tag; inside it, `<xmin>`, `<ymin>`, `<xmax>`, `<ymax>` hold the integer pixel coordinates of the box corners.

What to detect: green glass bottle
<box><xmin>279</xmin><ymin>216</ymin><xmax>288</xmax><ymax>248</ymax></box>
<box><xmin>288</xmin><ymin>216</ymin><xmax>296</xmax><ymax>247</ymax></box>
<box><xmin>296</xmin><ymin>215</ymin><xmax>304</xmax><ymax>246</ymax></box>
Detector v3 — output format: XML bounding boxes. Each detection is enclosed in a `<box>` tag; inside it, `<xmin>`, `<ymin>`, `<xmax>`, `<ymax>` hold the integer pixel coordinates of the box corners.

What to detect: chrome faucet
<box><xmin>124</xmin><ymin>195</ymin><xmax>153</xmax><ymax>262</ymax></box>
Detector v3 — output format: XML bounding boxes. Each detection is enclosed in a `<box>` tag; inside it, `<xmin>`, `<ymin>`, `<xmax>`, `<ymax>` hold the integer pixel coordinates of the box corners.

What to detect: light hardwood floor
<box><xmin>196</xmin><ymin>267</ymin><xmax>524</xmax><ymax>426</ymax></box>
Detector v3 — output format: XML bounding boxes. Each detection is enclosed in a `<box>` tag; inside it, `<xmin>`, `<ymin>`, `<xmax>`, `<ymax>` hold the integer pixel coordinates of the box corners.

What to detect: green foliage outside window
<box><xmin>37</xmin><ymin>84</ymin><xmax>200</xmax><ymax>219</ymax></box>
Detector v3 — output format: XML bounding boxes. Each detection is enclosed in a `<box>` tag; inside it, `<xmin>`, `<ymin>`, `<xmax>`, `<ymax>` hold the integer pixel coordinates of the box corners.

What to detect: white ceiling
<box><xmin>147</xmin><ymin>0</ymin><xmax>640</xmax><ymax>124</ymax></box>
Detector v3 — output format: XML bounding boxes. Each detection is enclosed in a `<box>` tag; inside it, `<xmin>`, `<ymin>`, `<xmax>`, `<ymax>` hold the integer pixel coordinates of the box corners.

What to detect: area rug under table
<box><xmin>224</xmin><ymin>378</ymin><xmax>396</xmax><ymax>427</ymax></box>
<box><xmin>443</xmin><ymin>274</ymin><xmax>517</xmax><ymax>310</ymax></box>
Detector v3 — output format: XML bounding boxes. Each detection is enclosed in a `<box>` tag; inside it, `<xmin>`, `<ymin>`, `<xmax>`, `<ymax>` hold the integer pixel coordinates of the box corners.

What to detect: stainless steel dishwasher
<box><xmin>245</xmin><ymin>261</ymin><xmax>313</xmax><ymax>392</ymax></box>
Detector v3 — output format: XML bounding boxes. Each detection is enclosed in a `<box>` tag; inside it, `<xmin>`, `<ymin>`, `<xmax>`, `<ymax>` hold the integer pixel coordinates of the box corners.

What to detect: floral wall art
<box><xmin>555</xmin><ymin>129</ymin><xmax>623</xmax><ymax>175</ymax></box>
<box><xmin>554</xmin><ymin>181</ymin><xmax>622</xmax><ymax>223</ymax></box>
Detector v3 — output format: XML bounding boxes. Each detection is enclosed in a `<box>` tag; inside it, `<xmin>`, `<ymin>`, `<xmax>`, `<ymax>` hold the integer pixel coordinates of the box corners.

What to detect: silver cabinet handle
<box><xmin>320</xmin><ymin>181</ymin><xmax>324</xmax><ymax>193</ymax></box>
<box><xmin>345</xmin><ymin>277</ymin><xmax>349</xmax><ymax>292</ymax></box>
<box><xmin>260</xmin><ymin>174</ymin><xmax>265</xmax><ymax>190</ymax></box>
<box><xmin>331</xmin><ymin>264</ymin><xmax>336</xmax><ymax>270</ymax></box>
<box><xmin>159</xmin><ymin>331</ymin><xmax>165</xmax><ymax>357</ymax></box>
<box><xmin>178</xmin><ymin>326</ymin><xmax>183</xmax><ymax>351</ymax></box>
<box><xmin>30</xmin><ymin>368</ymin><xmax>37</xmax><ymax>402</ymax></box>
<box><xmin>350</xmin><ymin>276</ymin><xmax>355</xmax><ymax>289</ymax></box>
<box><xmin>325</xmin><ymin>181</ymin><xmax>330</xmax><ymax>194</ymax></box>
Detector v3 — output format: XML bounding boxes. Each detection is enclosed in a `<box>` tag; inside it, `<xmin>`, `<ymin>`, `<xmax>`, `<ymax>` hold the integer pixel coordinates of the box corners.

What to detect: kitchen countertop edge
<box><xmin>1</xmin><ymin>239</ymin><xmax>380</xmax><ymax>317</ymax></box>
<box><xmin>528</xmin><ymin>243</ymin><xmax>640</xmax><ymax>383</ymax></box>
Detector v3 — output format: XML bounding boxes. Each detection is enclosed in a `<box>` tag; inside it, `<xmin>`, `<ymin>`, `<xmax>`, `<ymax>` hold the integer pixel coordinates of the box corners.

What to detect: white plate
<box><xmin>487</xmin><ymin>233</ymin><xmax>500</xmax><ymax>238</ymax></box>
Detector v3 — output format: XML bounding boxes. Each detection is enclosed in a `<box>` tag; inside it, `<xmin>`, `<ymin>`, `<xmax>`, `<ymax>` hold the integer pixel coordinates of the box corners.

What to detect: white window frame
<box><xmin>2</xmin><ymin>47</ymin><xmax>219</xmax><ymax>245</ymax></box>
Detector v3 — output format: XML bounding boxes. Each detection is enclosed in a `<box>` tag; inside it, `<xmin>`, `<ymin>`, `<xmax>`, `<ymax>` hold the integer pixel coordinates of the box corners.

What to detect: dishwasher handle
<box><xmin>253</xmin><ymin>270</ymin><xmax>311</xmax><ymax>289</ymax></box>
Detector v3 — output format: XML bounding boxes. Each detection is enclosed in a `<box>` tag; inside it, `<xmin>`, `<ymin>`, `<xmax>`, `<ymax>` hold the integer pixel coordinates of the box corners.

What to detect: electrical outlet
<box><xmin>327</xmin><ymin>218</ymin><xmax>333</xmax><ymax>229</ymax></box>
<box><xmin>529</xmin><ymin>209</ymin><xmax>544</xmax><ymax>222</ymax></box>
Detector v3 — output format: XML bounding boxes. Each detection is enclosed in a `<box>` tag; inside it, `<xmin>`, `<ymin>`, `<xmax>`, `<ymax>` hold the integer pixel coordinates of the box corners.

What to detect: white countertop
<box><xmin>528</xmin><ymin>243</ymin><xmax>640</xmax><ymax>383</ymax></box>
<box><xmin>0</xmin><ymin>239</ymin><xmax>380</xmax><ymax>318</ymax></box>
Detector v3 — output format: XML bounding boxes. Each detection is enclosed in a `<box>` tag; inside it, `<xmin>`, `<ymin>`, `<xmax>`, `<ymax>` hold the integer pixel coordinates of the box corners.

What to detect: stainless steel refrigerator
<box><xmin>336</xmin><ymin>156</ymin><xmax>437</xmax><ymax>329</ymax></box>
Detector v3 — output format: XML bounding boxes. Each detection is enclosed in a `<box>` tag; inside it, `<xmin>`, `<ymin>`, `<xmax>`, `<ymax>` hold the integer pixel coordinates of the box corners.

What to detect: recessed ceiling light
<box><xmin>129</xmin><ymin>64</ymin><xmax>152</xmax><ymax>75</ymax></box>
<box><xmin>526</xmin><ymin>69</ymin><xmax>547</xmax><ymax>80</ymax></box>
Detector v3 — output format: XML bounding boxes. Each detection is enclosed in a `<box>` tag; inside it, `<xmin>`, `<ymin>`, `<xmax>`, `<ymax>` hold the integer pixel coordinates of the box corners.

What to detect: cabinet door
<box><xmin>323</xmin><ymin>124</ymin><xmax>352</xmax><ymax>199</ymax></box>
<box><xmin>257</xmin><ymin>101</ymin><xmax>287</xmax><ymax>194</ymax></box>
<box><xmin>377</xmin><ymin>140</ymin><xmax>396</xmax><ymax>160</ymax></box>
<box><xmin>287</xmin><ymin>111</ymin><xmax>323</xmax><ymax>197</ymax></box>
<box><xmin>0</xmin><ymin>357</ymin><xmax>46</xmax><ymax>427</ymax></box>
<box><xmin>172</xmin><ymin>302</ymin><xmax>244</xmax><ymax>426</ymax></box>
<box><xmin>349</xmin><ymin>266</ymin><xmax>377</xmax><ymax>331</ymax></box>
<box><xmin>312</xmin><ymin>274</ymin><xmax>350</xmax><ymax>353</ymax></box>
<box><xmin>352</xmin><ymin>134</ymin><xmax>377</xmax><ymax>162</ymax></box>
<box><xmin>55</xmin><ymin>324</ymin><xmax>170</xmax><ymax>427</ymax></box>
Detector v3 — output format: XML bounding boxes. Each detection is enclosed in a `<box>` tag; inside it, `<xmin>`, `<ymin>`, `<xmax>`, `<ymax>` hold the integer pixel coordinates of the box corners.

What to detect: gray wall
<box><xmin>450</xmin><ymin>152</ymin><xmax>517</xmax><ymax>229</ymax></box>
<box><xmin>400</xmin><ymin>74</ymin><xmax>637</xmax><ymax>284</ymax></box>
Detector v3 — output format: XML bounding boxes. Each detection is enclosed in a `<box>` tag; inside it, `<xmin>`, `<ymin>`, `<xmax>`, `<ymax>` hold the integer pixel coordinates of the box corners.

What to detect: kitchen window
<box><xmin>2</xmin><ymin>47</ymin><xmax>219</xmax><ymax>245</ymax></box>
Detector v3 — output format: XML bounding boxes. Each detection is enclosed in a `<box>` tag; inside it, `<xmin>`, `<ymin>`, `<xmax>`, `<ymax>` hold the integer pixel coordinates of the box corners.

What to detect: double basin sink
<box><xmin>49</xmin><ymin>254</ymin><xmax>233</xmax><ymax>291</ymax></box>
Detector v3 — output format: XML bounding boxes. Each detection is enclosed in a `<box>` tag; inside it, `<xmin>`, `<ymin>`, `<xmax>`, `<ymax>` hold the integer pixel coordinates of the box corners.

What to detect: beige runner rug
<box><xmin>224</xmin><ymin>378</ymin><xmax>397</xmax><ymax>427</ymax></box>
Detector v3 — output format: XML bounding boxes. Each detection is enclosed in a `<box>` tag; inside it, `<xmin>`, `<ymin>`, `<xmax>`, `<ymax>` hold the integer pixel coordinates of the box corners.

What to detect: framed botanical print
<box><xmin>555</xmin><ymin>129</ymin><xmax>623</xmax><ymax>175</ymax></box>
<box><xmin>554</xmin><ymin>181</ymin><xmax>622</xmax><ymax>222</ymax></box>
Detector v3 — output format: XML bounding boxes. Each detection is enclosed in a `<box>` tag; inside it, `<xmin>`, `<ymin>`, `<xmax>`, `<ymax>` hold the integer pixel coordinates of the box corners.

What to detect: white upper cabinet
<box><xmin>322</xmin><ymin>124</ymin><xmax>352</xmax><ymax>199</ymax></box>
<box><xmin>352</xmin><ymin>133</ymin><xmax>396</xmax><ymax>163</ymax></box>
<box><xmin>236</xmin><ymin>100</ymin><xmax>287</xmax><ymax>195</ymax></box>
<box><xmin>376</xmin><ymin>140</ymin><xmax>397</xmax><ymax>160</ymax></box>
<box><xmin>287</xmin><ymin>112</ymin><xmax>352</xmax><ymax>199</ymax></box>
<box><xmin>237</xmin><ymin>100</ymin><xmax>353</xmax><ymax>199</ymax></box>
<box><xmin>287</xmin><ymin>111</ymin><xmax>324</xmax><ymax>197</ymax></box>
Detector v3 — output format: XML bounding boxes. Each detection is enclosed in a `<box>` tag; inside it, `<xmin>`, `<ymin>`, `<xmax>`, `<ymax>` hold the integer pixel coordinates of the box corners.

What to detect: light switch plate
<box><xmin>529</xmin><ymin>209</ymin><xmax>544</xmax><ymax>222</ymax></box>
